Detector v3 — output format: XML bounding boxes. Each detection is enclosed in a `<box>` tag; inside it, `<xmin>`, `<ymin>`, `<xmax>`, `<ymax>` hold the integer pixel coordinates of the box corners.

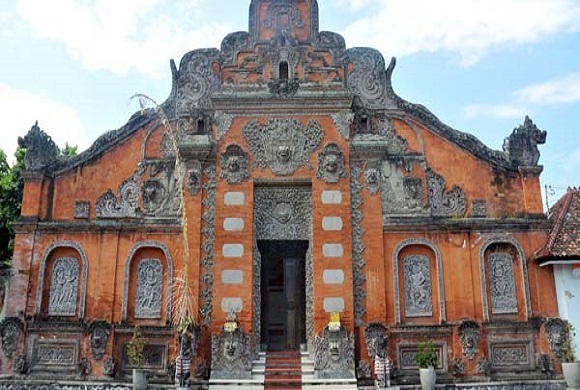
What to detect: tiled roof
<box><xmin>540</xmin><ymin>188</ymin><xmax>580</xmax><ymax>258</ymax></box>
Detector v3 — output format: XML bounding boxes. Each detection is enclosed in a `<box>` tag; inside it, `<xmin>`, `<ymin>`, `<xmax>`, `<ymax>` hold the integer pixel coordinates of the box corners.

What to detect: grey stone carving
<box><xmin>488</xmin><ymin>252</ymin><xmax>518</xmax><ymax>314</ymax></box>
<box><xmin>538</xmin><ymin>354</ymin><xmax>555</xmax><ymax>377</ymax></box>
<box><xmin>543</xmin><ymin>317</ymin><xmax>567</xmax><ymax>359</ymax></box>
<box><xmin>476</xmin><ymin>357</ymin><xmax>491</xmax><ymax>376</ymax></box>
<box><xmin>331</xmin><ymin>112</ymin><xmax>352</xmax><ymax>140</ymax></box>
<box><xmin>242</xmin><ymin>119</ymin><xmax>323</xmax><ymax>176</ymax></box>
<box><xmin>356</xmin><ymin>361</ymin><xmax>371</xmax><ymax>379</ymax></box>
<box><xmin>215</xmin><ymin>111</ymin><xmax>234</xmax><ymax>140</ymax></box>
<box><xmin>187</xmin><ymin>162</ymin><xmax>203</xmax><ymax>196</ymax></box>
<box><xmin>254</xmin><ymin>186</ymin><xmax>312</xmax><ymax>240</ymax></box>
<box><xmin>459</xmin><ymin>320</ymin><xmax>480</xmax><ymax>360</ymax></box>
<box><xmin>378</xmin><ymin>118</ymin><xmax>408</xmax><ymax>154</ymax></box>
<box><xmin>103</xmin><ymin>357</ymin><xmax>115</xmax><ymax>376</ymax></box>
<box><xmin>263</xmin><ymin>1</ymin><xmax>304</xmax><ymax>32</ymax></box>
<box><xmin>268</xmin><ymin>78</ymin><xmax>300</xmax><ymax>95</ymax></box>
<box><xmin>345</xmin><ymin>48</ymin><xmax>392</xmax><ymax>110</ymax></box>
<box><xmin>13</xmin><ymin>354</ymin><xmax>27</xmax><ymax>374</ymax></box>
<box><xmin>220</xmin><ymin>144</ymin><xmax>250</xmax><ymax>185</ymax></box>
<box><xmin>503</xmin><ymin>116</ymin><xmax>547</xmax><ymax>167</ymax></box>
<box><xmin>313</xmin><ymin>326</ymin><xmax>355</xmax><ymax>379</ymax></box>
<box><xmin>141</xmin><ymin>162</ymin><xmax>181</xmax><ymax>217</ymax></box>
<box><xmin>471</xmin><ymin>199</ymin><xmax>487</xmax><ymax>217</ymax></box>
<box><xmin>135</xmin><ymin>258</ymin><xmax>164</xmax><ymax>319</ymax></box>
<box><xmin>381</xmin><ymin>161</ymin><xmax>425</xmax><ymax>216</ymax></box>
<box><xmin>398</xmin><ymin>343</ymin><xmax>443</xmax><ymax>370</ymax></box>
<box><xmin>364</xmin><ymin>161</ymin><xmax>381</xmax><ymax>195</ymax></box>
<box><xmin>350</xmin><ymin>165</ymin><xmax>366</xmax><ymax>324</ymax></box>
<box><xmin>199</xmin><ymin>164</ymin><xmax>216</xmax><ymax>326</ymax></box>
<box><xmin>252</xmin><ymin>240</ymin><xmax>262</xmax><ymax>356</ymax></box>
<box><xmin>364</xmin><ymin>323</ymin><xmax>388</xmax><ymax>359</ymax></box>
<box><xmin>452</xmin><ymin>357</ymin><xmax>466</xmax><ymax>376</ymax></box>
<box><xmin>76</xmin><ymin>357</ymin><xmax>92</xmax><ymax>377</ymax></box>
<box><xmin>18</xmin><ymin>121</ymin><xmax>59</xmax><ymax>171</ymax></box>
<box><xmin>95</xmin><ymin>169</ymin><xmax>141</xmax><ymax>218</ymax></box>
<box><xmin>88</xmin><ymin>321</ymin><xmax>110</xmax><ymax>360</ymax></box>
<box><xmin>489</xmin><ymin>341</ymin><xmax>532</xmax><ymax>368</ymax></box>
<box><xmin>211</xmin><ymin>328</ymin><xmax>252</xmax><ymax>380</ymax></box>
<box><xmin>426</xmin><ymin>168</ymin><xmax>467</xmax><ymax>217</ymax></box>
<box><xmin>74</xmin><ymin>201</ymin><xmax>90</xmax><ymax>219</ymax></box>
<box><xmin>48</xmin><ymin>257</ymin><xmax>80</xmax><ymax>316</ymax></box>
<box><xmin>305</xmin><ymin>245</ymin><xmax>314</xmax><ymax>351</ymax></box>
<box><xmin>0</xmin><ymin>317</ymin><xmax>23</xmax><ymax>359</ymax></box>
<box><xmin>403</xmin><ymin>255</ymin><xmax>433</xmax><ymax>317</ymax></box>
<box><xmin>317</xmin><ymin>143</ymin><xmax>346</xmax><ymax>183</ymax></box>
<box><xmin>221</xmin><ymin>31</ymin><xmax>251</xmax><ymax>64</ymax></box>
<box><xmin>32</xmin><ymin>340</ymin><xmax>78</xmax><ymax>368</ymax></box>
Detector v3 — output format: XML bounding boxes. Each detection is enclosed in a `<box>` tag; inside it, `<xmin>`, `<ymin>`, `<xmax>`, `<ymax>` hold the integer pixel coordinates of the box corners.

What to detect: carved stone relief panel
<box><xmin>458</xmin><ymin>320</ymin><xmax>480</xmax><ymax>360</ymax></box>
<box><xmin>364</xmin><ymin>323</ymin><xmax>388</xmax><ymax>359</ymax></box>
<box><xmin>135</xmin><ymin>259</ymin><xmax>164</xmax><ymax>319</ymax></box>
<box><xmin>141</xmin><ymin>162</ymin><xmax>181</xmax><ymax>218</ymax></box>
<box><xmin>543</xmin><ymin>317</ymin><xmax>567</xmax><ymax>359</ymax></box>
<box><xmin>471</xmin><ymin>199</ymin><xmax>488</xmax><ymax>217</ymax></box>
<box><xmin>48</xmin><ymin>257</ymin><xmax>80</xmax><ymax>316</ymax></box>
<box><xmin>426</xmin><ymin>168</ymin><xmax>467</xmax><ymax>217</ymax></box>
<box><xmin>242</xmin><ymin>119</ymin><xmax>323</xmax><ymax>176</ymax></box>
<box><xmin>402</xmin><ymin>255</ymin><xmax>433</xmax><ymax>317</ymax></box>
<box><xmin>330</xmin><ymin>112</ymin><xmax>352</xmax><ymax>140</ymax></box>
<box><xmin>489</xmin><ymin>341</ymin><xmax>533</xmax><ymax>370</ymax></box>
<box><xmin>187</xmin><ymin>161</ymin><xmax>202</xmax><ymax>196</ymax></box>
<box><xmin>73</xmin><ymin>201</ymin><xmax>90</xmax><ymax>219</ymax></box>
<box><xmin>350</xmin><ymin>165</ymin><xmax>366</xmax><ymax>325</ymax></box>
<box><xmin>95</xmin><ymin>169</ymin><xmax>141</xmax><ymax>219</ymax></box>
<box><xmin>313</xmin><ymin>326</ymin><xmax>355</xmax><ymax>379</ymax></box>
<box><xmin>0</xmin><ymin>317</ymin><xmax>23</xmax><ymax>359</ymax></box>
<box><xmin>215</xmin><ymin>112</ymin><xmax>234</xmax><ymax>140</ymax></box>
<box><xmin>381</xmin><ymin>161</ymin><xmax>425</xmax><ymax>216</ymax></box>
<box><xmin>364</xmin><ymin>161</ymin><xmax>381</xmax><ymax>195</ymax></box>
<box><xmin>211</xmin><ymin>328</ymin><xmax>252</xmax><ymax>380</ymax></box>
<box><xmin>254</xmin><ymin>186</ymin><xmax>312</xmax><ymax>241</ymax></box>
<box><xmin>487</xmin><ymin>252</ymin><xmax>518</xmax><ymax>314</ymax></box>
<box><xmin>317</xmin><ymin>143</ymin><xmax>346</xmax><ymax>183</ymax></box>
<box><xmin>397</xmin><ymin>343</ymin><xmax>445</xmax><ymax>370</ymax></box>
<box><xmin>220</xmin><ymin>144</ymin><xmax>250</xmax><ymax>185</ymax></box>
<box><xmin>199</xmin><ymin>164</ymin><xmax>216</xmax><ymax>326</ymax></box>
<box><xmin>88</xmin><ymin>321</ymin><xmax>110</xmax><ymax>361</ymax></box>
<box><xmin>31</xmin><ymin>339</ymin><xmax>79</xmax><ymax>371</ymax></box>
<box><xmin>345</xmin><ymin>48</ymin><xmax>392</xmax><ymax>110</ymax></box>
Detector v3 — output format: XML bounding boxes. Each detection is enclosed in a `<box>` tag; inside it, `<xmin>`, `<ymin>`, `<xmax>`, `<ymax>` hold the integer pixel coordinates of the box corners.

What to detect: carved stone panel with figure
<box><xmin>488</xmin><ymin>253</ymin><xmax>518</xmax><ymax>314</ymax></box>
<box><xmin>403</xmin><ymin>255</ymin><xmax>433</xmax><ymax>317</ymax></box>
<box><xmin>48</xmin><ymin>258</ymin><xmax>80</xmax><ymax>316</ymax></box>
<box><xmin>135</xmin><ymin>259</ymin><xmax>164</xmax><ymax>319</ymax></box>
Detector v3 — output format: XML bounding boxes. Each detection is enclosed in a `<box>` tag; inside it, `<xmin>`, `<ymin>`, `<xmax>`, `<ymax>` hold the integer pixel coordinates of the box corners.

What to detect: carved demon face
<box><xmin>458</xmin><ymin>321</ymin><xmax>480</xmax><ymax>360</ymax></box>
<box><xmin>276</xmin><ymin>144</ymin><xmax>293</xmax><ymax>163</ymax></box>
<box><xmin>544</xmin><ymin>318</ymin><xmax>567</xmax><ymax>359</ymax></box>
<box><xmin>223</xmin><ymin>335</ymin><xmax>241</xmax><ymax>362</ymax></box>
<box><xmin>226</xmin><ymin>156</ymin><xmax>241</xmax><ymax>172</ymax></box>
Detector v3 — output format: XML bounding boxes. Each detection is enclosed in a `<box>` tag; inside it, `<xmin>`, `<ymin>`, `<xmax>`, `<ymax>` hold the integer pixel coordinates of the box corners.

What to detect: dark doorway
<box><xmin>258</xmin><ymin>240</ymin><xmax>308</xmax><ymax>351</ymax></box>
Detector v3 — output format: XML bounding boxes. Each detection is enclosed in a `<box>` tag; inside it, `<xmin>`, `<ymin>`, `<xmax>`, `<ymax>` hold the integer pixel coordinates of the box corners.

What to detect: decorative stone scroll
<box><xmin>317</xmin><ymin>143</ymin><xmax>346</xmax><ymax>183</ymax></box>
<box><xmin>403</xmin><ymin>255</ymin><xmax>433</xmax><ymax>317</ymax></box>
<box><xmin>488</xmin><ymin>252</ymin><xmax>518</xmax><ymax>314</ymax></box>
<box><xmin>426</xmin><ymin>168</ymin><xmax>467</xmax><ymax>217</ymax></box>
<box><xmin>364</xmin><ymin>323</ymin><xmax>388</xmax><ymax>359</ymax></box>
<box><xmin>48</xmin><ymin>257</ymin><xmax>80</xmax><ymax>316</ymax></box>
<box><xmin>331</xmin><ymin>112</ymin><xmax>352</xmax><ymax>140</ymax></box>
<box><xmin>95</xmin><ymin>170</ymin><xmax>141</xmax><ymax>218</ymax></box>
<box><xmin>459</xmin><ymin>320</ymin><xmax>480</xmax><ymax>360</ymax></box>
<box><xmin>210</xmin><ymin>328</ymin><xmax>252</xmax><ymax>380</ymax></box>
<box><xmin>381</xmin><ymin>161</ymin><xmax>425</xmax><ymax>216</ymax></box>
<box><xmin>215</xmin><ymin>111</ymin><xmax>234</xmax><ymax>140</ymax></box>
<box><xmin>74</xmin><ymin>201</ymin><xmax>90</xmax><ymax>219</ymax></box>
<box><xmin>18</xmin><ymin>121</ymin><xmax>59</xmax><ymax>171</ymax></box>
<box><xmin>543</xmin><ymin>317</ymin><xmax>567</xmax><ymax>359</ymax></box>
<box><xmin>88</xmin><ymin>321</ymin><xmax>110</xmax><ymax>361</ymax></box>
<box><xmin>0</xmin><ymin>317</ymin><xmax>23</xmax><ymax>359</ymax></box>
<box><xmin>503</xmin><ymin>116</ymin><xmax>547</xmax><ymax>168</ymax></box>
<box><xmin>345</xmin><ymin>48</ymin><xmax>393</xmax><ymax>110</ymax></box>
<box><xmin>220</xmin><ymin>144</ymin><xmax>250</xmax><ymax>185</ymax></box>
<box><xmin>313</xmin><ymin>326</ymin><xmax>355</xmax><ymax>379</ymax></box>
<box><xmin>199</xmin><ymin>164</ymin><xmax>216</xmax><ymax>326</ymax></box>
<box><xmin>350</xmin><ymin>165</ymin><xmax>366</xmax><ymax>324</ymax></box>
<box><xmin>254</xmin><ymin>186</ymin><xmax>312</xmax><ymax>241</ymax></box>
<box><xmin>489</xmin><ymin>341</ymin><xmax>533</xmax><ymax>370</ymax></box>
<box><xmin>135</xmin><ymin>259</ymin><xmax>164</xmax><ymax>319</ymax></box>
<box><xmin>242</xmin><ymin>119</ymin><xmax>323</xmax><ymax>176</ymax></box>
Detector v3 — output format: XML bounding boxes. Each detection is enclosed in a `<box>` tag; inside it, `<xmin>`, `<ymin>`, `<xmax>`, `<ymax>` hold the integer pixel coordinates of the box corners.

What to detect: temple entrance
<box><xmin>258</xmin><ymin>240</ymin><xmax>308</xmax><ymax>351</ymax></box>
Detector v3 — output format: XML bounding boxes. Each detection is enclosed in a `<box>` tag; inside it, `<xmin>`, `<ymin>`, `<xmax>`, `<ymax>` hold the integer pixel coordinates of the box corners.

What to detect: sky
<box><xmin>1</xmin><ymin>0</ymin><xmax>579</xmax><ymax>210</ymax></box>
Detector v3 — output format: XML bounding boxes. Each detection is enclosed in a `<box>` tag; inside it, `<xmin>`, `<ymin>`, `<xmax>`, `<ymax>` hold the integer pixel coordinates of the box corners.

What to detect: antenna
<box><xmin>544</xmin><ymin>184</ymin><xmax>555</xmax><ymax>213</ymax></box>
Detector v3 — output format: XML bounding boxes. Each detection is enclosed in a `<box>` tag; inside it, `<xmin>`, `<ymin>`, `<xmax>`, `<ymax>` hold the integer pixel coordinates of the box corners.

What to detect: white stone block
<box><xmin>323</xmin><ymin>243</ymin><xmax>343</xmax><ymax>258</ymax></box>
<box><xmin>223</xmin><ymin>218</ymin><xmax>244</xmax><ymax>231</ymax></box>
<box><xmin>323</xmin><ymin>297</ymin><xmax>345</xmax><ymax>312</ymax></box>
<box><xmin>322</xmin><ymin>217</ymin><xmax>343</xmax><ymax>231</ymax></box>
<box><xmin>323</xmin><ymin>270</ymin><xmax>344</xmax><ymax>284</ymax></box>
<box><xmin>222</xmin><ymin>270</ymin><xmax>243</xmax><ymax>284</ymax></box>
<box><xmin>221</xmin><ymin>298</ymin><xmax>243</xmax><ymax>313</ymax></box>
<box><xmin>224</xmin><ymin>192</ymin><xmax>245</xmax><ymax>206</ymax></box>
<box><xmin>321</xmin><ymin>191</ymin><xmax>342</xmax><ymax>204</ymax></box>
<box><xmin>222</xmin><ymin>244</ymin><xmax>244</xmax><ymax>258</ymax></box>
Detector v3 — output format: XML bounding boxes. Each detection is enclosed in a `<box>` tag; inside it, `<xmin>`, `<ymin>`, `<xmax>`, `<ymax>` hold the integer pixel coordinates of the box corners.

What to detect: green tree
<box><xmin>0</xmin><ymin>147</ymin><xmax>25</xmax><ymax>269</ymax></box>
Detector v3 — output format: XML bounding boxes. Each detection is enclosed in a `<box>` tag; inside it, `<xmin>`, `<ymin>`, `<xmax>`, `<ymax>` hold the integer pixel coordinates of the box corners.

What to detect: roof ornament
<box><xmin>503</xmin><ymin>116</ymin><xmax>547</xmax><ymax>167</ymax></box>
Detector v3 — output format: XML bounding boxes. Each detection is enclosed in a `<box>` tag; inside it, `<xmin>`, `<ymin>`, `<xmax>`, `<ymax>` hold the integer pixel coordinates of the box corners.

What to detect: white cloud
<box><xmin>14</xmin><ymin>0</ymin><xmax>232</xmax><ymax>78</ymax></box>
<box><xmin>0</xmin><ymin>83</ymin><xmax>90</xmax><ymax>163</ymax></box>
<box><xmin>515</xmin><ymin>73</ymin><xmax>580</xmax><ymax>104</ymax></box>
<box><xmin>463</xmin><ymin>104</ymin><xmax>528</xmax><ymax>119</ymax></box>
<box><xmin>341</xmin><ymin>0</ymin><xmax>580</xmax><ymax>65</ymax></box>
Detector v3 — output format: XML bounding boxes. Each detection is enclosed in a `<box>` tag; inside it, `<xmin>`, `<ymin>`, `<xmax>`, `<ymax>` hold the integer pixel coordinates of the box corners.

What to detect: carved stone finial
<box><xmin>17</xmin><ymin>121</ymin><xmax>59</xmax><ymax>171</ymax></box>
<box><xmin>503</xmin><ymin>116</ymin><xmax>547</xmax><ymax>168</ymax></box>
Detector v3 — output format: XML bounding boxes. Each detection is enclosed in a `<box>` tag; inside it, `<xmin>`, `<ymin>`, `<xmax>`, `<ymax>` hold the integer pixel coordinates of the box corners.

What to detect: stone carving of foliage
<box><xmin>103</xmin><ymin>357</ymin><xmax>115</xmax><ymax>376</ymax></box>
<box><xmin>350</xmin><ymin>165</ymin><xmax>366</xmax><ymax>324</ymax></box>
<box><xmin>471</xmin><ymin>199</ymin><xmax>488</xmax><ymax>217</ymax></box>
<box><xmin>364</xmin><ymin>323</ymin><xmax>388</xmax><ymax>359</ymax></box>
<box><xmin>199</xmin><ymin>164</ymin><xmax>216</xmax><ymax>326</ymax></box>
<box><xmin>503</xmin><ymin>116</ymin><xmax>547</xmax><ymax>167</ymax></box>
<box><xmin>459</xmin><ymin>320</ymin><xmax>480</xmax><ymax>360</ymax></box>
<box><xmin>254</xmin><ymin>186</ymin><xmax>312</xmax><ymax>241</ymax></box>
<box><xmin>476</xmin><ymin>357</ymin><xmax>491</xmax><ymax>376</ymax></box>
<box><xmin>377</xmin><ymin>118</ymin><xmax>408</xmax><ymax>154</ymax></box>
<box><xmin>17</xmin><ymin>122</ymin><xmax>59</xmax><ymax>171</ymax></box>
<box><xmin>452</xmin><ymin>357</ymin><xmax>466</xmax><ymax>376</ymax></box>
<box><xmin>221</xmin><ymin>31</ymin><xmax>251</xmax><ymax>64</ymax></box>
<box><xmin>48</xmin><ymin>257</ymin><xmax>80</xmax><ymax>316</ymax></box>
<box><xmin>316</xmin><ymin>31</ymin><xmax>346</xmax><ymax>60</ymax></box>
<box><xmin>314</xmin><ymin>326</ymin><xmax>355</xmax><ymax>377</ymax></box>
<box><xmin>135</xmin><ymin>259</ymin><xmax>164</xmax><ymax>319</ymax></box>
<box><xmin>381</xmin><ymin>161</ymin><xmax>425</xmax><ymax>216</ymax></box>
<box><xmin>76</xmin><ymin>357</ymin><xmax>92</xmax><ymax>377</ymax></box>
<box><xmin>211</xmin><ymin>328</ymin><xmax>252</xmax><ymax>379</ymax></box>
<box><xmin>0</xmin><ymin>317</ymin><xmax>23</xmax><ymax>359</ymax></box>
<box><xmin>13</xmin><ymin>354</ymin><xmax>27</xmax><ymax>374</ymax></box>
<box><xmin>215</xmin><ymin>112</ymin><xmax>235</xmax><ymax>140</ymax></box>
<box><xmin>96</xmin><ymin>169</ymin><xmax>142</xmax><ymax>218</ymax></box>
<box><xmin>242</xmin><ymin>119</ymin><xmax>323</xmax><ymax>176</ymax></box>
<box><xmin>317</xmin><ymin>143</ymin><xmax>346</xmax><ymax>183</ymax></box>
<box><xmin>364</xmin><ymin>161</ymin><xmax>381</xmax><ymax>195</ymax></box>
<box><xmin>187</xmin><ymin>162</ymin><xmax>202</xmax><ymax>196</ymax></box>
<box><xmin>345</xmin><ymin>48</ymin><xmax>391</xmax><ymax>110</ymax></box>
<box><xmin>426</xmin><ymin>168</ymin><xmax>467</xmax><ymax>217</ymax></box>
<box><xmin>543</xmin><ymin>317</ymin><xmax>567</xmax><ymax>359</ymax></box>
<box><xmin>403</xmin><ymin>255</ymin><xmax>433</xmax><ymax>317</ymax></box>
<box><xmin>330</xmin><ymin>112</ymin><xmax>352</xmax><ymax>140</ymax></box>
<box><xmin>488</xmin><ymin>252</ymin><xmax>518</xmax><ymax>314</ymax></box>
<box><xmin>220</xmin><ymin>144</ymin><xmax>250</xmax><ymax>185</ymax></box>
<box><xmin>88</xmin><ymin>321</ymin><xmax>110</xmax><ymax>361</ymax></box>
<box><xmin>74</xmin><ymin>201</ymin><xmax>90</xmax><ymax>219</ymax></box>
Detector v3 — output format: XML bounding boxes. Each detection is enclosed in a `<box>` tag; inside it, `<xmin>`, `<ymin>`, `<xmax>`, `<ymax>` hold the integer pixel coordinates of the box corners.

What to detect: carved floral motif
<box><xmin>88</xmin><ymin>321</ymin><xmax>110</xmax><ymax>360</ymax></box>
<box><xmin>426</xmin><ymin>168</ymin><xmax>467</xmax><ymax>217</ymax></box>
<box><xmin>543</xmin><ymin>317</ymin><xmax>567</xmax><ymax>359</ymax></box>
<box><xmin>488</xmin><ymin>252</ymin><xmax>518</xmax><ymax>314</ymax></box>
<box><xmin>74</xmin><ymin>201</ymin><xmax>90</xmax><ymax>219</ymax></box>
<box><xmin>0</xmin><ymin>317</ymin><xmax>23</xmax><ymax>359</ymax></box>
<box><xmin>364</xmin><ymin>323</ymin><xmax>388</xmax><ymax>359</ymax></box>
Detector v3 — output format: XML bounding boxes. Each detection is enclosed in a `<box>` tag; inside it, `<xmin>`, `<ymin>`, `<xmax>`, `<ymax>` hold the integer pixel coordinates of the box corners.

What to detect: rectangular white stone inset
<box><xmin>324</xmin><ymin>297</ymin><xmax>345</xmax><ymax>312</ymax></box>
<box><xmin>222</xmin><ymin>244</ymin><xmax>244</xmax><ymax>258</ymax></box>
<box><xmin>221</xmin><ymin>298</ymin><xmax>243</xmax><ymax>313</ymax></box>
<box><xmin>224</xmin><ymin>192</ymin><xmax>245</xmax><ymax>206</ymax></box>
<box><xmin>223</xmin><ymin>218</ymin><xmax>244</xmax><ymax>231</ymax></box>
<box><xmin>322</xmin><ymin>217</ymin><xmax>343</xmax><ymax>231</ymax></box>
<box><xmin>321</xmin><ymin>191</ymin><xmax>342</xmax><ymax>204</ymax></box>
<box><xmin>323</xmin><ymin>243</ymin><xmax>343</xmax><ymax>258</ymax></box>
<box><xmin>323</xmin><ymin>270</ymin><xmax>344</xmax><ymax>284</ymax></box>
<box><xmin>222</xmin><ymin>270</ymin><xmax>244</xmax><ymax>284</ymax></box>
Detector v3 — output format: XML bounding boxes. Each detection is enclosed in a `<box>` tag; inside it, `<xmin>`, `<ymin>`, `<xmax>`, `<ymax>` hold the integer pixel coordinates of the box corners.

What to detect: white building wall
<box><xmin>554</xmin><ymin>264</ymin><xmax>580</xmax><ymax>351</ymax></box>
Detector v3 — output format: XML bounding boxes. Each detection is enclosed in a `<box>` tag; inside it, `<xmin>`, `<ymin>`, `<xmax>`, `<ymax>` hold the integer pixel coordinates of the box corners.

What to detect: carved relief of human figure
<box><xmin>49</xmin><ymin>258</ymin><xmax>79</xmax><ymax>315</ymax></box>
<box><xmin>409</xmin><ymin>263</ymin><xmax>427</xmax><ymax>307</ymax></box>
<box><xmin>135</xmin><ymin>259</ymin><xmax>163</xmax><ymax>318</ymax></box>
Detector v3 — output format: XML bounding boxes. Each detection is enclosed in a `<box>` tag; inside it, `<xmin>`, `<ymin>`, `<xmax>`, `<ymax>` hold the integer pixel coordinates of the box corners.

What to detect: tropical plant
<box><xmin>126</xmin><ymin>326</ymin><xmax>147</xmax><ymax>368</ymax></box>
<box><xmin>415</xmin><ymin>341</ymin><xmax>438</xmax><ymax>369</ymax></box>
<box><xmin>564</xmin><ymin>322</ymin><xmax>578</xmax><ymax>363</ymax></box>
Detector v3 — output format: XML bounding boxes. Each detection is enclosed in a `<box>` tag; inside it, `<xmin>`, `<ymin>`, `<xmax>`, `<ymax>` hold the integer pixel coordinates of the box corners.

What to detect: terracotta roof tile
<box><xmin>544</xmin><ymin>188</ymin><xmax>580</xmax><ymax>257</ymax></box>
